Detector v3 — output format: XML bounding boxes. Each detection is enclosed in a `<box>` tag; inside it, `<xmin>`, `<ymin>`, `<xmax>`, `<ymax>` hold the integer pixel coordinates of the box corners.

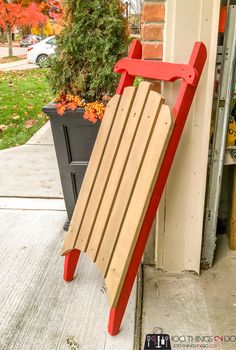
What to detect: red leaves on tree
<box><xmin>48</xmin><ymin>0</ymin><xmax>63</xmax><ymax>22</ymax></box>
<box><xmin>24</xmin><ymin>3</ymin><xmax>47</xmax><ymax>28</ymax></box>
<box><xmin>0</xmin><ymin>0</ymin><xmax>47</xmax><ymax>32</ymax></box>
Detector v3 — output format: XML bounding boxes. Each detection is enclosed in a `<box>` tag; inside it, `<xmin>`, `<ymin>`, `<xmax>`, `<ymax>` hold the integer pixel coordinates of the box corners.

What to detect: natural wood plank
<box><xmin>105</xmin><ymin>105</ymin><xmax>174</xmax><ymax>307</ymax></box>
<box><xmin>74</xmin><ymin>87</ymin><xmax>137</xmax><ymax>252</ymax></box>
<box><xmin>86</xmin><ymin>82</ymin><xmax>153</xmax><ymax>261</ymax></box>
<box><xmin>95</xmin><ymin>91</ymin><xmax>164</xmax><ymax>276</ymax></box>
<box><xmin>61</xmin><ymin>94</ymin><xmax>121</xmax><ymax>254</ymax></box>
<box><xmin>230</xmin><ymin>166</ymin><xmax>236</xmax><ymax>250</ymax></box>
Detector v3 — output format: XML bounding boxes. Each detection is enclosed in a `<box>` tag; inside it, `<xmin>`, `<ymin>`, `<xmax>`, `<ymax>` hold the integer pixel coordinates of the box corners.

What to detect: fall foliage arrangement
<box><xmin>48</xmin><ymin>0</ymin><xmax>129</xmax><ymax>123</ymax></box>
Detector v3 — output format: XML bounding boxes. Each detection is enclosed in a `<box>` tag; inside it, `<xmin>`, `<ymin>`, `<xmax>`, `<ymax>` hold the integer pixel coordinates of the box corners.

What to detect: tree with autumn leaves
<box><xmin>0</xmin><ymin>0</ymin><xmax>59</xmax><ymax>56</ymax></box>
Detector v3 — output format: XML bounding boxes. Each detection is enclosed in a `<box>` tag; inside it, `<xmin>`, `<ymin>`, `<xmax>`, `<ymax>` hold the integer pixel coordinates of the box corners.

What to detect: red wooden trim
<box><xmin>116</xmin><ymin>39</ymin><xmax>142</xmax><ymax>95</ymax></box>
<box><xmin>108</xmin><ymin>42</ymin><xmax>207</xmax><ymax>336</ymax></box>
<box><xmin>115</xmin><ymin>58</ymin><xmax>199</xmax><ymax>86</ymax></box>
<box><xmin>64</xmin><ymin>249</ymin><xmax>80</xmax><ymax>282</ymax></box>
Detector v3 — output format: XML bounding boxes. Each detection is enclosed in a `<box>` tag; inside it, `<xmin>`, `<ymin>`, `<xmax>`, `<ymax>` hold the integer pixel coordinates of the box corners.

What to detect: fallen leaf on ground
<box><xmin>24</xmin><ymin>119</ymin><xmax>36</xmax><ymax>129</ymax></box>
<box><xmin>0</xmin><ymin>124</ymin><xmax>8</xmax><ymax>132</ymax></box>
<box><xmin>27</xmin><ymin>104</ymin><xmax>34</xmax><ymax>110</ymax></box>
<box><xmin>10</xmin><ymin>123</ymin><xmax>18</xmax><ymax>128</ymax></box>
<box><xmin>12</xmin><ymin>114</ymin><xmax>20</xmax><ymax>120</ymax></box>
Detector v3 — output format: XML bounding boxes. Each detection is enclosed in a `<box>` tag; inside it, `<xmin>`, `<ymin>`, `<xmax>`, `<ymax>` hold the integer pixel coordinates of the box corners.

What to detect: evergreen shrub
<box><xmin>49</xmin><ymin>0</ymin><xmax>129</xmax><ymax>103</ymax></box>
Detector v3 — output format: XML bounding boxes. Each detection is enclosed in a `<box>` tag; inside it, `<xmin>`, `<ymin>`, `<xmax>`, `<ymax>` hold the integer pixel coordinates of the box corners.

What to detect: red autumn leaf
<box><xmin>24</xmin><ymin>119</ymin><xmax>36</xmax><ymax>129</ymax></box>
<box><xmin>57</xmin><ymin>103</ymin><xmax>66</xmax><ymax>116</ymax></box>
<box><xmin>83</xmin><ymin>110</ymin><xmax>97</xmax><ymax>124</ymax></box>
<box><xmin>48</xmin><ymin>0</ymin><xmax>63</xmax><ymax>23</ymax></box>
<box><xmin>67</xmin><ymin>101</ymin><xmax>78</xmax><ymax>111</ymax></box>
<box><xmin>0</xmin><ymin>124</ymin><xmax>8</xmax><ymax>132</ymax></box>
<box><xmin>102</xmin><ymin>95</ymin><xmax>111</xmax><ymax>102</ymax></box>
<box><xmin>83</xmin><ymin>111</ymin><xmax>90</xmax><ymax>120</ymax></box>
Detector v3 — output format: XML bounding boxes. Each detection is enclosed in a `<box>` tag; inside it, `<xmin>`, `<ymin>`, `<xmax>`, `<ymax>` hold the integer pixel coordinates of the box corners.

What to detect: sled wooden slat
<box><xmin>105</xmin><ymin>104</ymin><xmax>174</xmax><ymax>308</ymax></box>
<box><xmin>74</xmin><ymin>86</ymin><xmax>136</xmax><ymax>252</ymax></box>
<box><xmin>86</xmin><ymin>82</ymin><xmax>155</xmax><ymax>261</ymax></box>
<box><xmin>61</xmin><ymin>94</ymin><xmax>121</xmax><ymax>254</ymax></box>
<box><xmin>95</xmin><ymin>89</ymin><xmax>164</xmax><ymax>275</ymax></box>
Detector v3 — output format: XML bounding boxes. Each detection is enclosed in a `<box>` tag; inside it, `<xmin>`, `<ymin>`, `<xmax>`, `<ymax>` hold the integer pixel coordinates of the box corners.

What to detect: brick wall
<box><xmin>142</xmin><ymin>1</ymin><xmax>165</xmax><ymax>60</ymax></box>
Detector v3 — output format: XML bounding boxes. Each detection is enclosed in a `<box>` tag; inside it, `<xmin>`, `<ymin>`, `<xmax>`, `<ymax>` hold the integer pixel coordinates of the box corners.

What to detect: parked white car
<box><xmin>27</xmin><ymin>36</ymin><xmax>56</xmax><ymax>66</ymax></box>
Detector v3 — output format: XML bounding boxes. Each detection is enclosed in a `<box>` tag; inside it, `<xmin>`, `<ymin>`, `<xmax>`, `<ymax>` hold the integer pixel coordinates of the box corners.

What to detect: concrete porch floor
<box><xmin>0</xmin><ymin>210</ymin><xmax>136</xmax><ymax>350</ymax></box>
<box><xmin>1</xmin><ymin>122</ymin><xmax>236</xmax><ymax>350</ymax></box>
<box><xmin>0</xmin><ymin>122</ymin><xmax>136</xmax><ymax>350</ymax></box>
<box><xmin>141</xmin><ymin>234</ymin><xmax>236</xmax><ymax>350</ymax></box>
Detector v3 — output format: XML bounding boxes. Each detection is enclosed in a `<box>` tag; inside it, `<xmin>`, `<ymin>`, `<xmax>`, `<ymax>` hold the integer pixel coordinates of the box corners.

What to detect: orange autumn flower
<box><xmin>54</xmin><ymin>93</ymin><xmax>107</xmax><ymax>123</ymax></box>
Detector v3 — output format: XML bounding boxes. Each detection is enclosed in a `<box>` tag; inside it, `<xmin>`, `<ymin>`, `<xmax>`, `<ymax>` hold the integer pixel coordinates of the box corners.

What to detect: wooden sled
<box><xmin>61</xmin><ymin>40</ymin><xmax>207</xmax><ymax>335</ymax></box>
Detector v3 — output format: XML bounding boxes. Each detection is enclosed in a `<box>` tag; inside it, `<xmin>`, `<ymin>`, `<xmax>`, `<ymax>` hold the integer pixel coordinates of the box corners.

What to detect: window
<box><xmin>47</xmin><ymin>38</ymin><xmax>56</xmax><ymax>46</ymax></box>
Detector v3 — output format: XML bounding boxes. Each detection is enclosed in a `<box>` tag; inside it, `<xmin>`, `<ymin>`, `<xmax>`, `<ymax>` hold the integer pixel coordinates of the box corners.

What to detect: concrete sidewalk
<box><xmin>0</xmin><ymin>46</ymin><xmax>27</xmax><ymax>58</ymax></box>
<box><xmin>0</xmin><ymin>122</ymin><xmax>63</xmax><ymax>200</ymax></box>
<box><xmin>0</xmin><ymin>123</ymin><xmax>136</xmax><ymax>350</ymax></box>
<box><xmin>0</xmin><ymin>59</ymin><xmax>38</xmax><ymax>71</ymax></box>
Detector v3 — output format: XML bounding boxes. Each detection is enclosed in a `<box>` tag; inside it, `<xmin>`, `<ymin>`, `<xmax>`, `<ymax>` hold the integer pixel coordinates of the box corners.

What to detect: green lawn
<box><xmin>0</xmin><ymin>69</ymin><xmax>54</xmax><ymax>150</ymax></box>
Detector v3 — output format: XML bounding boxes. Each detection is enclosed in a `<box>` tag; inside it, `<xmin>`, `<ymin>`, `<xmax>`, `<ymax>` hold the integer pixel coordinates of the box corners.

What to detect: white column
<box><xmin>155</xmin><ymin>0</ymin><xmax>221</xmax><ymax>273</ymax></box>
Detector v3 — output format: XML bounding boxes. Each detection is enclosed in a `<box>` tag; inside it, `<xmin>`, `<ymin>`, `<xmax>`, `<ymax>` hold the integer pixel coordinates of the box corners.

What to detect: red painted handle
<box><xmin>115</xmin><ymin>40</ymin><xmax>207</xmax><ymax>97</ymax></box>
<box><xmin>115</xmin><ymin>59</ymin><xmax>198</xmax><ymax>86</ymax></box>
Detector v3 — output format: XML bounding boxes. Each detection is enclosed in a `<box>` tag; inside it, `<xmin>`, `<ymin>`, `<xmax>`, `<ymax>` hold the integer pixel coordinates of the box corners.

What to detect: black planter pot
<box><xmin>43</xmin><ymin>103</ymin><xmax>100</xmax><ymax>228</ymax></box>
